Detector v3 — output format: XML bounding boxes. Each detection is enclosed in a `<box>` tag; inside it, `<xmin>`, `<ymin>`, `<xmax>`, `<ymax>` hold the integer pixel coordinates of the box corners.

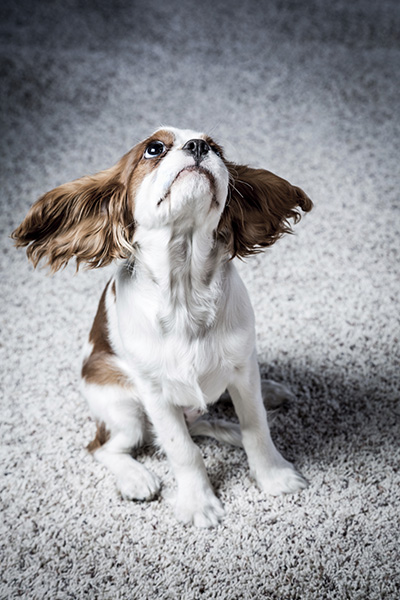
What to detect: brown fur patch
<box><xmin>204</xmin><ymin>136</ymin><xmax>225</xmax><ymax>159</ymax></box>
<box><xmin>218</xmin><ymin>163</ymin><xmax>312</xmax><ymax>259</ymax></box>
<box><xmin>82</xmin><ymin>281</ymin><xmax>132</xmax><ymax>387</ymax></box>
<box><xmin>87</xmin><ymin>422</ymin><xmax>111</xmax><ymax>453</ymax></box>
<box><xmin>11</xmin><ymin>130</ymin><xmax>174</xmax><ymax>272</ymax></box>
<box><xmin>11</xmin><ymin>155</ymin><xmax>137</xmax><ymax>272</ymax></box>
<box><xmin>128</xmin><ymin>130</ymin><xmax>175</xmax><ymax>195</ymax></box>
<box><xmin>87</xmin><ymin>282</ymin><xmax>113</xmax><ymax>354</ymax></box>
<box><xmin>82</xmin><ymin>352</ymin><xmax>132</xmax><ymax>387</ymax></box>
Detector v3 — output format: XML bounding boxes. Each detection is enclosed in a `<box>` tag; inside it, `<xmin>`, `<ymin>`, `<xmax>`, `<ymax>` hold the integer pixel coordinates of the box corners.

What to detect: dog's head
<box><xmin>130</xmin><ymin>128</ymin><xmax>230</xmax><ymax>232</ymax></box>
<box><xmin>12</xmin><ymin>127</ymin><xmax>312</xmax><ymax>271</ymax></box>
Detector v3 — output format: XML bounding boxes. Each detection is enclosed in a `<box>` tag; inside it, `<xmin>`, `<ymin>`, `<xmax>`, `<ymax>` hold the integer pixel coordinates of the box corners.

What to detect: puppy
<box><xmin>13</xmin><ymin>127</ymin><xmax>312</xmax><ymax>527</ymax></box>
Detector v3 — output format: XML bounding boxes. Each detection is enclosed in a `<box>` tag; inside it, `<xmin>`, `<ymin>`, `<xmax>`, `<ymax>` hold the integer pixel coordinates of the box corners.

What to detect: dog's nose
<box><xmin>182</xmin><ymin>139</ymin><xmax>210</xmax><ymax>164</ymax></box>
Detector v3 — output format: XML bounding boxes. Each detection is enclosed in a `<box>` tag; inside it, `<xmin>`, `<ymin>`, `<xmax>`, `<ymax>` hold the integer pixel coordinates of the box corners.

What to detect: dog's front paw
<box><xmin>256</xmin><ymin>461</ymin><xmax>308</xmax><ymax>496</ymax></box>
<box><xmin>174</xmin><ymin>487</ymin><xmax>225</xmax><ymax>528</ymax></box>
<box><xmin>117</xmin><ymin>467</ymin><xmax>161</xmax><ymax>501</ymax></box>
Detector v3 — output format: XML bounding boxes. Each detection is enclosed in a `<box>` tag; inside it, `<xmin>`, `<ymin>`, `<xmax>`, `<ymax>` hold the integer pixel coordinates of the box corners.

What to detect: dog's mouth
<box><xmin>157</xmin><ymin>166</ymin><xmax>218</xmax><ymax>207</ymax></box>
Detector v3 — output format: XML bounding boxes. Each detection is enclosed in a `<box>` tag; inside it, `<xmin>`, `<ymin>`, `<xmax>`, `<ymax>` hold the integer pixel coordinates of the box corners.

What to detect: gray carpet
<box><xmin>1</xmin><ymin>1</ymin><xmax>399</xmax><ymax>598</ymax></box>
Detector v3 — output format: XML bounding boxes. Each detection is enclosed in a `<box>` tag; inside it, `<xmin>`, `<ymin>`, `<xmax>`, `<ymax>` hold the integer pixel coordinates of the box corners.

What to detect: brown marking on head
<box><xmin>204</xmin><ymin>136</ymin><xmax>225</xmax><ymax>160</ymax></box>
<box><xmin>218</xmin><ymin>162</ymin><xmax>312</xmax><ymax>258</ymax></box>
<box><xmin>87</xmin><ymin>422</ymin><xmax>111</xmax><ymax>453</ymax></box>
<box><xmin>128</xmin><ymin>130</ymin><xmax>175</xmax><ymax>196</ymax></box>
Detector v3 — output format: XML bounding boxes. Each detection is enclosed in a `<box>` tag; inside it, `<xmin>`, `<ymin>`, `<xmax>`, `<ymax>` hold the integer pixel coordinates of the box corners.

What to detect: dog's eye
<box><xmin>144</xmin><ymin>141</ymin><xmax>166</xmax><ymax>159</ymax></box>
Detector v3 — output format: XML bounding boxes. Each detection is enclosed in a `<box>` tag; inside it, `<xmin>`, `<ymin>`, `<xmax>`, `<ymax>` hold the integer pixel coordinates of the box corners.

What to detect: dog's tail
<box><xmin>189</xmin><ymin>418</ymin><xmax>243</xmax><ymax>447</ymax></box>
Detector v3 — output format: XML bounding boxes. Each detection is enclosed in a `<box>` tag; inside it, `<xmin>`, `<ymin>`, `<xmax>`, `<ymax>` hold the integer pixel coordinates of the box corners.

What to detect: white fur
<box><xmin>84</xmin><ymin>127</ymin><xmax>307</xmax><ymax>527</ymax></box>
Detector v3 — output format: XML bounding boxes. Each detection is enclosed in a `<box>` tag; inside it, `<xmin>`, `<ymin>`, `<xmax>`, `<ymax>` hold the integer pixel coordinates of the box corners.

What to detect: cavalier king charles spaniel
<box><xmin>13</xmin><ymin>127</ymin><xmax>312</xmax><ymax>527</ymax></box>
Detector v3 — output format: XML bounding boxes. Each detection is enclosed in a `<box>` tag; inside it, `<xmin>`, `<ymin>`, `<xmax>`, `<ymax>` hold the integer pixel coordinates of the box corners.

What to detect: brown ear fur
<box><xmin>218</xmin><ymin>163</ymin><xmax>313</xmax><ymax>259</ymax></box>
<box><xmin>11</xmin><ymin>157</ymin><xmax>135</xmax><ymax>272</ymax></box>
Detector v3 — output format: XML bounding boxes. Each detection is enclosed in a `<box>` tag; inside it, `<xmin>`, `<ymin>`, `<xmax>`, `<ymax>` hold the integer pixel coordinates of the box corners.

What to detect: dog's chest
<box><xmin>113</xmin><ymin>266</ymin><xmax>249</xmax><ymax>407</ymax></box>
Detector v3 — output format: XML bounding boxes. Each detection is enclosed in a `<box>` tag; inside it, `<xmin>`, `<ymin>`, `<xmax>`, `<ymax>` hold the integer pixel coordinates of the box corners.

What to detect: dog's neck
<box><xmin>129</xmin><ymin>223</ymin><xmax>228</xmax><ymax>336</ymax></box>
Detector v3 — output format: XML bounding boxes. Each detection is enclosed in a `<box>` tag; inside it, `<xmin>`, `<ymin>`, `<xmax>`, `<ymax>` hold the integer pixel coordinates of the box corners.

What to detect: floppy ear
<box><xmin>218</xmin><ymin>163</ymin><xmax>313</xmax><ymax>259</ymax></box>
<box><xmin>12</xmin><ymin>156</ymin><xmax>135</xmax><ymax>272</ymax></box>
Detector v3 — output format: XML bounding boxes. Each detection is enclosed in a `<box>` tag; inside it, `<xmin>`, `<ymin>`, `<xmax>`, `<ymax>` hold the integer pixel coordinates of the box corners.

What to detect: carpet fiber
<box><xmin>1</xmin><ymin>1</ymin><xmax>399</xmax><ymax>598</ymax></box>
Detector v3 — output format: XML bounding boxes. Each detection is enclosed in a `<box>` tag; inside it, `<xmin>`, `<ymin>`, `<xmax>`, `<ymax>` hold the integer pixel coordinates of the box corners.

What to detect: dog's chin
<box><xmin>167</xmin><ymin>169</ymin><xmax>220</xmax><ymax>223</ymax></box>
<box><xmin>172</xmin><ymin>167</ymin><xmax>215</xmax><ymax>194</ymax></box>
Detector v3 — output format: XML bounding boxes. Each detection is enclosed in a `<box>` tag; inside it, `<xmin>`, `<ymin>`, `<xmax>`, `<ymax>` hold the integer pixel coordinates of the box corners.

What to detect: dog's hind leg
<box><xmin>188</xmin><ymin>379</ymin><xmax>294</xmax><ymax>447</ymax></box>
<box><xmin>188</xmin><ymin>418</ymin><xmax>243</xmax><ymax>447</ymax></box>
<box><xmin>83</xmin><ymin>381</ymin><xmax>161</xmax><ymax>501</ymax></box>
